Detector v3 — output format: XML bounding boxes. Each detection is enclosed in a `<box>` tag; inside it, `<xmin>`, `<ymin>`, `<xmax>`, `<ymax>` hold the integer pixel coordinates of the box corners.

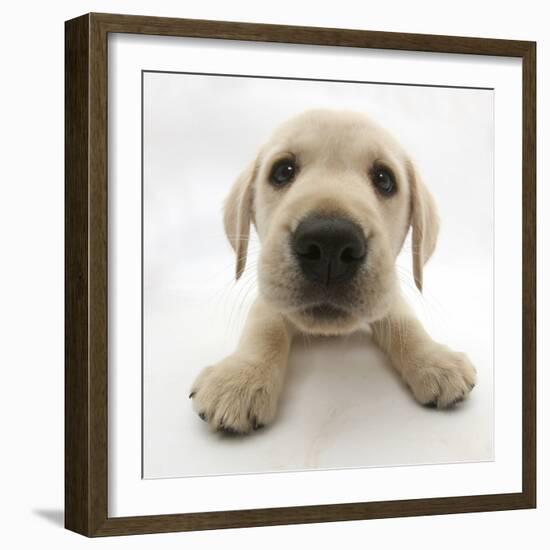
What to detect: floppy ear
<box><xmin>407</xmin><ymin>160</ymin><xmax>440</xmax><ymax>292</ymax></box>
<box><xmin>223</xmin><ymin>162</ymin><xmax>256</xmax><ymax>280</ymax></box>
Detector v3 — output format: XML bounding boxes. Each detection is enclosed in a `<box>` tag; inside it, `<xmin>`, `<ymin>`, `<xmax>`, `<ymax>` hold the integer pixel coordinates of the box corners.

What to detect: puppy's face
<box><xmin>224</xmin><ymin>110</ymin><xmax>439</xmax><ymax>335</ymax></box>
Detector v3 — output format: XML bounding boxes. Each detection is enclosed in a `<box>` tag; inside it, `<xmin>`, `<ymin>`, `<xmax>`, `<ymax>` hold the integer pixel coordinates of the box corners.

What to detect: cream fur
<box><xmin>190</xmin><ymin>109</ymin><xmax>476</xmax><ymax>433</ymax></box>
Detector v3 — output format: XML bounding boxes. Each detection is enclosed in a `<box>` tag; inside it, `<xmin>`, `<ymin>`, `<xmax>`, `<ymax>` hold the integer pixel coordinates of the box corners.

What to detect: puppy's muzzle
<box><xmin>291</xmin><ymin>215</ymin><xmax>366</xmax><ymax>286</ymax></box>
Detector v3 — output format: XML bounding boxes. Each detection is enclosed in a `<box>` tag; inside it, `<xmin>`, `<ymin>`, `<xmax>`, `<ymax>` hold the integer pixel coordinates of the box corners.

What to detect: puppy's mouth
<box><xmin>301</xmin><ymin>303</ymin><xmax>350</xmax><ymax>320</ymax></box>
<box><xmin>283</xmin><ymin>300</ymin><xmax>362</xmax><ymax>335</ymax></box>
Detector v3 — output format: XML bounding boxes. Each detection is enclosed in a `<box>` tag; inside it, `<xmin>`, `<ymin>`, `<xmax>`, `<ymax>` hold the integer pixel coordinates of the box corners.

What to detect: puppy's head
<box><xmin>224</xmin><ymin>109</ymin><xmax>439</xmax><ymax>335</ymax></box>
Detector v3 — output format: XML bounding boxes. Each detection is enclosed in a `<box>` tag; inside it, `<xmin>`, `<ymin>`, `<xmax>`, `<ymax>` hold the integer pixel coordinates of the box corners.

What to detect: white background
<box><xmin>141</xmin><ymin>70</ymin><xmax>495</xmax><ymax>478</ymax></box>
<box><xmin>0</xmin><ymin>0</ymin><xmax>546</xmax><ymax>549</ymax></box>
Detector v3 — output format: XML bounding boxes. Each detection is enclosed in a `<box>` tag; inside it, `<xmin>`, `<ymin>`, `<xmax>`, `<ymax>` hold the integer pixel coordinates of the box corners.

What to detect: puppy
<box><xmin>190</xmin><ymin>109</ymin><xmax>476</xmax><ymax>434</ymax></box>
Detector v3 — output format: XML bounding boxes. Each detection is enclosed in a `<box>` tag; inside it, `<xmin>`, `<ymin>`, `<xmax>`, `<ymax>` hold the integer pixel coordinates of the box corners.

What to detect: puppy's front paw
<box><xmin>189</xmin><ymin>356</ymin><xmax>282</xmax><ymax>434</ymax></box>
<box><xmin>403</xmin><ymin>345</ymin><xmax>477</xmax><ymax>409</ymax></box>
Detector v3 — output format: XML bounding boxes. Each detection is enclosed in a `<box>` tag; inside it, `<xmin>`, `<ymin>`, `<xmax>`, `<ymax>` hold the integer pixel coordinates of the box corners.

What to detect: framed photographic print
<box><xmin>65</xmin><ymin>13</ymin><xmax>536</xmax><ymax>536</ymax></box>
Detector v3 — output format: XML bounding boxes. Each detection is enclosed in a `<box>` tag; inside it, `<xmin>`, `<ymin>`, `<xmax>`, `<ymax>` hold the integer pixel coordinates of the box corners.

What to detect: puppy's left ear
<box><xmin>223</xmin><ymin>161</ymin><xmax>256</xmax><ymax>280</ymax></box>
<box><xmin>407</xmin><ymin>160</ymin><xmax>440</xmax><ymax>292</ymax></box>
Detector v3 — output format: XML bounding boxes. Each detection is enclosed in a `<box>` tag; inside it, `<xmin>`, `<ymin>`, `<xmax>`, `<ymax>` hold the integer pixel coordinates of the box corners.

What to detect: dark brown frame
<box><xmin>65</xmin><ymin>12</ymin><xmax>536</xmax><ymax>537</ymax></box>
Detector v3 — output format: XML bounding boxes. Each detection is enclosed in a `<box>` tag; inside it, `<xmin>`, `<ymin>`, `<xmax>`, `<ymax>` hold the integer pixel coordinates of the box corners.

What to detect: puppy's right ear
<box><xmin>223</xmin><ymin>162</ymin><xmax>256</xmax><ymax>280</ymax></box>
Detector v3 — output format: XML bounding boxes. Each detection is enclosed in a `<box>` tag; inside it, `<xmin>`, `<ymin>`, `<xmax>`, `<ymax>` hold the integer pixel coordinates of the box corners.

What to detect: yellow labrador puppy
<box><xmin>190</xmin><ymin>109</ymin><xmax>476</xmax><ymax>434</ymax></box>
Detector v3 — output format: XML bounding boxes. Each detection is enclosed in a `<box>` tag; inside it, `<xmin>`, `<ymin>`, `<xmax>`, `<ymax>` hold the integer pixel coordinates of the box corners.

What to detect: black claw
<box><xmin>424</xmin><ymin>400</ymin><xmax>438</xmax><ymax>409</ymax></box>
<box><xmin>198</xmin><ymin>412</ymin><xmax>207</xmax><ymax>422</ymax></box>
<box><xmin>189</xmin><ymin>391</ymin><xmax>196</xmax><ymax>399</ymax></box>
<box><xmin>250</xmin><ymin>415</ymin><xmax>264</xmax><ymax>430</ymax></box>
<box><xmin>219</xmin><ymin>425</ymin><xmax>240</xmax><ymax>435</ymax></box>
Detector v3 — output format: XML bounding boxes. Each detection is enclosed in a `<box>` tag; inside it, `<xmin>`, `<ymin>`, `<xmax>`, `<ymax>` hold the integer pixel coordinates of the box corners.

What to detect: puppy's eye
<box><xmin>269</xmin><ymin>159</ymin><xmax>297</xmax><ymax>186</ymax></box>
<box><xmin>370</xmin><ymin>166</ymin><xmax>397</xmax><ymax>196</ymax></box>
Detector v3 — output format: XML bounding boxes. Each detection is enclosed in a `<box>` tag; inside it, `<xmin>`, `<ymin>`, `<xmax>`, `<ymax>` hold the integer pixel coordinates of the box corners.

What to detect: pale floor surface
<box><xmin>143</xmin><ymin>263</ymin><xmax>493</xmax><ymax>479</ymax></box>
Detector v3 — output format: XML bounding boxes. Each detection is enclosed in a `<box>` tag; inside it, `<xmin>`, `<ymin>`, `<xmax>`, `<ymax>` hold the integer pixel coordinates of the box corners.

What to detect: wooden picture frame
<box><xmin>65</xmin><ymin>12</ymin><xmax>536</xmax><ymax>537</ymax></box>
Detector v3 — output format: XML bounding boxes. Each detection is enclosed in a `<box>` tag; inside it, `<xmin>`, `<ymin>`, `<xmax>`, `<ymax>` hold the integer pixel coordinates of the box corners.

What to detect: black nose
<box><xmin>292</xmin><ymin>215</ymin><xmax>367</xmax><ymax>285</ymax></box>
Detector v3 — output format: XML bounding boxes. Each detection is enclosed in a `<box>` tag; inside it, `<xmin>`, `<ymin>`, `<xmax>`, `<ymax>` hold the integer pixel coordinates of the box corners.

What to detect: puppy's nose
<box><xmin>292</xmin><ymin>215</ymin><xmax>367</xmax><ymax>285</ymax></box>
